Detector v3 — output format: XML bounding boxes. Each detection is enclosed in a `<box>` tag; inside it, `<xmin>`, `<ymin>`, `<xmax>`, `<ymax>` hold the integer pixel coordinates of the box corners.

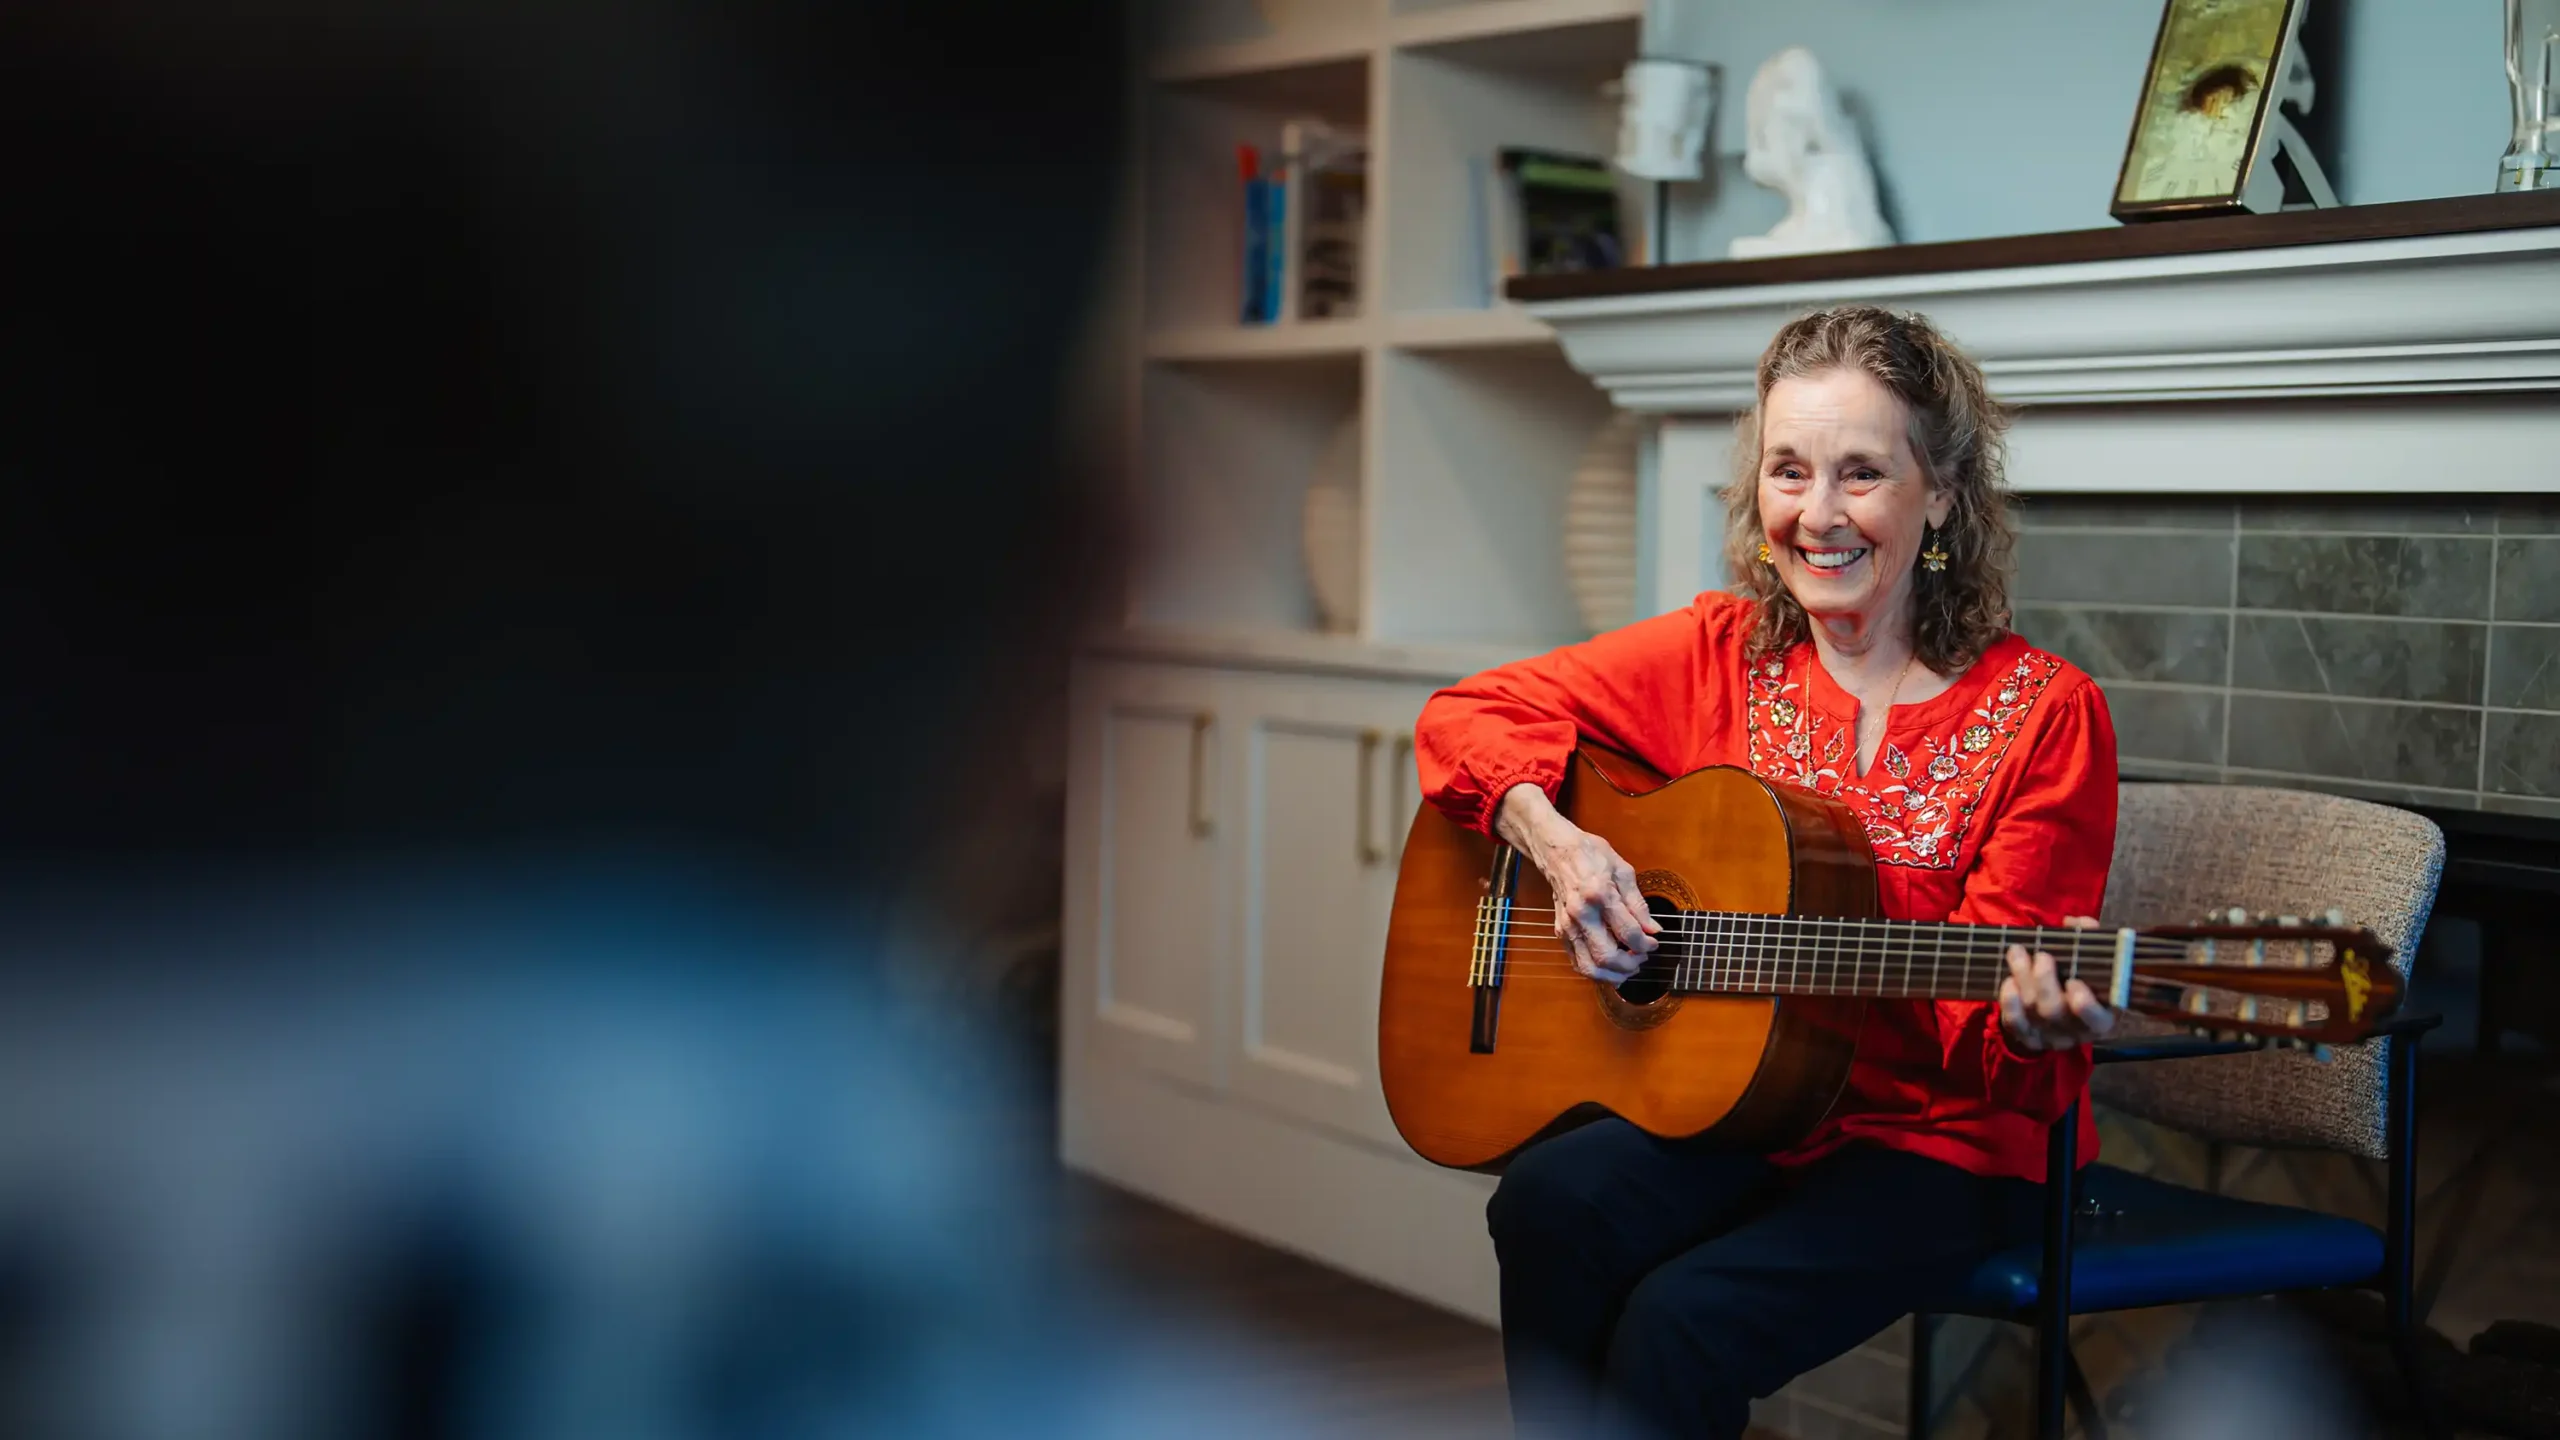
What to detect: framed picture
<box><xmin>2110</xmin><ymin>0</ymin><xmax>2310</xmax><ymax>220</ymax></box>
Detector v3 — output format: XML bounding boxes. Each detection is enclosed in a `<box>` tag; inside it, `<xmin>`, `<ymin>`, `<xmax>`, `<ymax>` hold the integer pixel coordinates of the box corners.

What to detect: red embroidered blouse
<box><xmin>1415</xmin><ymin>591</ymin><xmax>2119</xmax><ymax>1182</ymax></box>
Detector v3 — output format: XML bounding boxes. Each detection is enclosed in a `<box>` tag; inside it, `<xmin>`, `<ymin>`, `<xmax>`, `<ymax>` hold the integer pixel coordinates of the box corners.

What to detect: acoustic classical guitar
<box><xmin>1377</xmin><ymin>745</ymin><xmax>2403</xmax><ymax>1172</ymax></box>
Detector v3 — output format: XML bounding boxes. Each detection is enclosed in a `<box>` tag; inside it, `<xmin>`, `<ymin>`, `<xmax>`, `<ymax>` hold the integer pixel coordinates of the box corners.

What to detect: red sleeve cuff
<box><xmin>1471</xmin><ymin>760</ymin><xmax>1566</xmax><ymax>837</ymax></box>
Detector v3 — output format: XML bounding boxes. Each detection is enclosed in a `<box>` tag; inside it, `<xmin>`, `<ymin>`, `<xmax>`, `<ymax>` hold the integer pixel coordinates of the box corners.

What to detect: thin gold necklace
<box><xmin>1861</xmin><ymin>649</ymin><xmax>1918</xmax><ymax>777</ymax></box>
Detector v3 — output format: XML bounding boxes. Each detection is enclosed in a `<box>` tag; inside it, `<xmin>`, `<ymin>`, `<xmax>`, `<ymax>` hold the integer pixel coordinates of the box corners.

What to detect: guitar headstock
<box><xmin>2122</xmin><ymin>907</ymin><xmax>2401</xmax><ymax>1052</ymax></box>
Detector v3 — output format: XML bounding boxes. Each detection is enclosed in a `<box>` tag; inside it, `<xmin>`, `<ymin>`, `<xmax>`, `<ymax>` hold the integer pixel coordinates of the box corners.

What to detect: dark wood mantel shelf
<box><xmin>1506</xmin><ymin>191</ymin><xmax>2560</xmax><ymax>303</ymax></box>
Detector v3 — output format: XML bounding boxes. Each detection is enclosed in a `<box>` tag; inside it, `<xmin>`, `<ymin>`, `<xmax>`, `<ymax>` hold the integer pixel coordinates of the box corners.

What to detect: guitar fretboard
<box><xmin>1650</xmin><ymin>913</ymin><xmax>2116</xmax><ymax>1001</ymax></box>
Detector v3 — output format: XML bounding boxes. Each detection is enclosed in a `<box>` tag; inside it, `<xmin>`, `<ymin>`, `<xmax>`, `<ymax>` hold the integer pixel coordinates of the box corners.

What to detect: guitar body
<box><xmin>1378</xmin><ymin>751</ymin><xmax>1881</xmax><ymax>1172</ymax></box>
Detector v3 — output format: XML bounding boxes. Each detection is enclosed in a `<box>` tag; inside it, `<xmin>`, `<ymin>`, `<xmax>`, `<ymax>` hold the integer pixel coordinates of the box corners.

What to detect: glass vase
<box><xmin>2504</xmin><ymin>0</ymin><xmax>2560</xmax><ymax>190</ymax></box>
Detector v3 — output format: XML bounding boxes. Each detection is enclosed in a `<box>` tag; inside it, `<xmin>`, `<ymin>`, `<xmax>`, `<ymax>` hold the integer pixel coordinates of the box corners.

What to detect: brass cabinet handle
<box><xmin>1357</xmin><ymin>728</ymin><xmax>1385</xmax><ymax>866</ymax></box>
<box><xmin>1393</xmin><ymin>731</ymin><xmax>1416</xmax><ymax>859</ymax></box>
<box><xmin>1188</xmin><ymin>712</ymin><xmax>1215</xmax><ymax>838</ymax></box>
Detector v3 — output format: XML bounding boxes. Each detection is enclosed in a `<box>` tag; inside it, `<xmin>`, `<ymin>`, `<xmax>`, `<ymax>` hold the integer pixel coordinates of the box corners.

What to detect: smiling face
<box><xmin>1757</xmin><ymin>366</ymin><xmax>1952</xmax><ymax>647</ymax></box>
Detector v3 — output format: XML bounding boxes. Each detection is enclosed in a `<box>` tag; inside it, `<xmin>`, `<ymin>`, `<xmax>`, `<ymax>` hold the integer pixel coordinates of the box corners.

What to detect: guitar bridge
<box><xmin>1470</xmin><ymin>847</ymin><xmax>1522</xmax><ymax>1053</ymax></box>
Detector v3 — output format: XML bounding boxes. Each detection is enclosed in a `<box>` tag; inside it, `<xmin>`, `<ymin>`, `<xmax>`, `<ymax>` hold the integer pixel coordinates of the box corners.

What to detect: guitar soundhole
<box><xmin>1614</xmin><ymin>893</ymin><xmax>1689</xmax><ymax>1008</ymax></box>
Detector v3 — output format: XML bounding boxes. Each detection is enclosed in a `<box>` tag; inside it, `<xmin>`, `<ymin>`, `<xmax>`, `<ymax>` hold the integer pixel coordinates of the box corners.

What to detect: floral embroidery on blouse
<box><xmin>1745</xmin><ymin>648</ymin><xmax>2064</xmax><ymax>869</ymax></box>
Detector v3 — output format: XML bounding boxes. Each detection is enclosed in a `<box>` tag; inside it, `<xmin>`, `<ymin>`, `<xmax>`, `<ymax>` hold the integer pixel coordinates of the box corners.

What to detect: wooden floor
<box><xmin>1054</xmin><ymin>1173</ymin><xmax>1515</xmax><ymax>1437</ymax></box>
<box><xmin>1053</xmin><ymin>1173</ymin><xmax>1794</xmax><ymax>1439</ymax></box>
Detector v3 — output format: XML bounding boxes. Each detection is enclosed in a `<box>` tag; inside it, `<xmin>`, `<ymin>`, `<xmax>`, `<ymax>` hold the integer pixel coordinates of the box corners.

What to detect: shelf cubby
<box><xmin>1142</xmin><ymin>56</ymin><xmax>1372</xmax><ymax>338</ymax></box>
<box><xmin>1382</xmin><ymin>13</ymin><xmax>1645</xmax><ymax>317</ymax></box>
<box><xmin>1367</xmin><ymin>346</ymin><xmax>1612</xmax><ymax>647</ymax></box>
<box><xmin>1131</xmin><ymin>354</ymin><xmax>1366</xmax><ymax>637</ymax></box>
<box><xmin>1113</xmin><ymin>0</ymin><xmax>1660</xmax><ymax>662</ymax></box>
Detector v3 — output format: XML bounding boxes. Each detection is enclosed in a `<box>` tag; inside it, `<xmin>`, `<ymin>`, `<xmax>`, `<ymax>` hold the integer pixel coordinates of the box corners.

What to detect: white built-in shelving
<box><xmin>1121</xmin><ymin>0</ymin><xmax>1661</xmax><ymax>660</ymax></box>
<box><xmin>1063</xmin><ymin>0</ymin><xmax>1680</xmax><ymax>1327</ymax></box>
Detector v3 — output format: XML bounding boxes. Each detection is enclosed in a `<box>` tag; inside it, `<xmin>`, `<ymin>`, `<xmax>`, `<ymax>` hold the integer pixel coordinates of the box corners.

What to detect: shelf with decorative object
<box><xmin>1367</xmin><ymin>344</ymin><xmax>1618</xmax><ymax>648</ymax></box>
<box><xmin>1142</xmin><ymin>56</ymin><xmax>1370</xmax><ymax>336</ymax></box>
<box><xmin>1117</xmin><ymin>0</ymin><xmax>1663</xmax><ymax>664</ymax></box>
<box><xmin>1383</xmin><ymin>11</ymin><xmax>1645</xmax><ymax>316</ymax></box>
<box><xmin>1130</xmin><ymin>351</ymin><xmax>1365</xmax><ymax>637</ymax></box>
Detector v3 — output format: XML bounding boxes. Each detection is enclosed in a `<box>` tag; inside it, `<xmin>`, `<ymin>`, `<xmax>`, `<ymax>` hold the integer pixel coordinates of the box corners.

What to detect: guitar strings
<box><xmin>1483</xmin><ymin>922</ymin><xmax>2209</xmax><ymax>954</ymax></box>
<box><xmin>1484</xmin><ymin>903</ymin><xmax>2360</xmax><ymax>940</ymax></box>
<box><xmin>1476</xmin><ymin>905</ymin><xmax>2329</xmax><ymax>957</ymax></box>
<box><xmin>1465</xmin><ymin>949</ymin><xmax>2118</xmax><ymax>981</ymax></box>
<box><xmin>1457</xmin><ymin>908</ymin><xmax>2347</xmax><ymax>998</ymax></box>
<box><xmin>1466</xmin><ymin>940</ymin><xmax>2310</xmax><ymax>978</ymax></box>
<box><xmin>1463</xmin><ymin>929</ymin><xmax>2333</xmax><ymax>989</ymax></box>
<box><xmin>1473</xmin><ymin>920</ymin><xmax>2310</xmax><ymax>963</ymax></box>
<box><xmin>1464</xmin><ymin>954</ymin><xmax>2337</xmax><ymax>1013</ymax></box>
<box><xmin>1473</xmin><ymin>925</ymin><xmax>2236</xmax><ymax>962</ymax></box>
<box><xmin>1463</xmin><ymin>957</ymin><xmax>2117</xmax><ymax>987</ymax></box>
<box><xmin>1491</xmin><ymin>903</ymin><xmax>2360</xmax><ymax>932</ymax></box>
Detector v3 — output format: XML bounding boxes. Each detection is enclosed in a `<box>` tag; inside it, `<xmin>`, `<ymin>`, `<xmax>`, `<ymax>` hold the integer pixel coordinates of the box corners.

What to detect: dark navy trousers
<box><xmin>1487</xmin><ymin>1120</ymin><xmax>2045</xmax><ymax>1439</ymax></box>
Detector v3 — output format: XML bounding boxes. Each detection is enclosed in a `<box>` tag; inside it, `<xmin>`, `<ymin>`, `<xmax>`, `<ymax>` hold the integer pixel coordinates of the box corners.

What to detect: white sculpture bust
<box><xmin>1729</xmin><ymin>47</ymin><xmax>1895</xmax><ymax>259</ymax></box>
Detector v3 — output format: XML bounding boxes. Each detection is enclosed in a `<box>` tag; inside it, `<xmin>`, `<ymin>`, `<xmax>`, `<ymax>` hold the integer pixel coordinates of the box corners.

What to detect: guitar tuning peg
<box><xmin>2276</xmin><ymin>914</ymin><xmax>2302</xmax><ymax>927</ymax></box>
<box><xmin>2227</xmin><ymin>906</ymin><xmax>2250</xmax><ymax>925</ymax></box>
<box><xmin>2324</xmin><ymin>908</ymin><xmax>2346</xmax><ymax>927</ymax></box>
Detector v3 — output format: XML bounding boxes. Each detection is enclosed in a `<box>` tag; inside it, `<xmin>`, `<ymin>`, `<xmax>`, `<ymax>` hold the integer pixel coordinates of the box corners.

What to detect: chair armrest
<box><xmin>2090</xmin><ymin>1037</ymin><xmax>2259</xmax><ymax>1065</ymax></box>
<box><xmin>2090</xmin><ymin>1011</ymin><xmax>2444</xmax><ymax>1066</ymax></box>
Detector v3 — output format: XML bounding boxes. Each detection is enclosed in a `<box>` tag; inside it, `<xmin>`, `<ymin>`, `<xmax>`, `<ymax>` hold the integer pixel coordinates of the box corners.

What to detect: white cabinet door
<box><xmin>1063</xmin><ymin>661</ymin><xmax>1231</xmax><ymax>1090</ymax></box>
<box><xmin>1228</xmin><ymin>674</ymin><xmax>1426</xmax><ymax>1150</ymax></box>
<box><xmin>1061</xmin><ymin>656</ymin><xmax>1500</xmax><ymax>1324</ymax></box>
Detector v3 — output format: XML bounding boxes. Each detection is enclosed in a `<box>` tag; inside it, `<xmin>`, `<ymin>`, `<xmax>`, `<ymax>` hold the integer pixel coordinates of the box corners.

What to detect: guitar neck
<box><xmin>1659</xmin><ymin>914</ymin><xmax>2120</xmax><ymax>1002</ymax></box>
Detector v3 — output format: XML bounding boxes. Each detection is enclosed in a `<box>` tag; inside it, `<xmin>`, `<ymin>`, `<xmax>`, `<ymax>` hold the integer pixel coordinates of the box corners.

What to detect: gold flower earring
<box><xmin>1757</xmin><ymin>541</ymin><xmax>1774</xmax><ymax>565</ymax></box>
<box><xmin>1920</xmin><ymin>526</ymin><xmax>1949</xmax><ymax>573</ymax></box>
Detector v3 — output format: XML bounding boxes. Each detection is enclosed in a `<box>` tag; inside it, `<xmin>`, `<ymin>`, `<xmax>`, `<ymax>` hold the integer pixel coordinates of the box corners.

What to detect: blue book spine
<box><xmin>1240</xmin><ymin>178</ymin><xmax>1265</xmax><ymax>325</ymax></box>
<box><xmin>1257</xmin><ymin>180</ymin><xmax>1287</xmax><ymax>323</ymax></box>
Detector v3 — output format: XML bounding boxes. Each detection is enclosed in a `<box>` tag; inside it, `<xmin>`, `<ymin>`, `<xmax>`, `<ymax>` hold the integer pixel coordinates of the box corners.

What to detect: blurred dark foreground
<box><xmin>0</xmin><ymin>3</ymin><xmax>1288</xmax><ymax>1436</ymax></box>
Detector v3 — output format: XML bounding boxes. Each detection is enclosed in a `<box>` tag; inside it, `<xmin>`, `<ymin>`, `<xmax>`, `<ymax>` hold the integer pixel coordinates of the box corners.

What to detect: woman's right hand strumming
<box><xmin>1497</xmin><ymin>783</ymin><xmax>1661</xmax><ymax>985</ymax></box>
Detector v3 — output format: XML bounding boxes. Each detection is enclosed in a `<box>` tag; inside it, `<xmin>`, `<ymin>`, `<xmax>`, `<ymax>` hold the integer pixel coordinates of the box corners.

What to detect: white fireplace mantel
<box><xmin>1513</xmin><ymin>198</ymin><xmax>2560</xmax><ymax>611</ymax></box>
<box><xmin>1522</xmin><ymin>226</ymin><xmax>2560</xmax><ymax>413</ymax></box>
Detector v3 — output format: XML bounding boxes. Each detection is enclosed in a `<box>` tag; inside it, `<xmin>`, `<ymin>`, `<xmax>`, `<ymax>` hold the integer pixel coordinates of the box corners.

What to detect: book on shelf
<box><xmin>1473</xmin><ymin>148</ymin><xmax>1629</xmax><ymax>306</ymax></box>
<box><xmin>1238</xmin><ymin>144</ymin><xmax>1285</xmax><ymax>325</ymax></box>
<box><xmin>1240</xmin><ymin>121</ymin><xmax>1368</xmax><ymax>326</ymax></box>
<box><xmin>1283</xmin><ymin>119</ymin><xmax>1366</xmax><ymax>321</ymax></box>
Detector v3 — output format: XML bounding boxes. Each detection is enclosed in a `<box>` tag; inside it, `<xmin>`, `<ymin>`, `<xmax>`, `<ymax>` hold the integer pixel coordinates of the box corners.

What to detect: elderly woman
<box><xmin>1415</xmin><ymin>306</ymin><xmax>2120</xmax><ymax>1439</ymax></box>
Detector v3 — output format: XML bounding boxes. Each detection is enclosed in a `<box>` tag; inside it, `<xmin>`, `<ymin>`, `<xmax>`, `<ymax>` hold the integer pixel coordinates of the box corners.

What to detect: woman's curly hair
<box><xmin>1722</xmin><ymin>305</ymin><xmax>2018</xmax><ymax>677</ymax></box>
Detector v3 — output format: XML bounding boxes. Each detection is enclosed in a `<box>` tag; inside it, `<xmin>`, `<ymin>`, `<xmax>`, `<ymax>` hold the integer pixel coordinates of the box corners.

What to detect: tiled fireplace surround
<box><xmin>2011</xmin><ymin>494</ymin><xmax>2560</xmax><ymax>816</ymax></box>
<box><xmin>1752</xmin><ymin>493</ymin><xmax>2560</xmax><ymax>1440</ymax></box>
